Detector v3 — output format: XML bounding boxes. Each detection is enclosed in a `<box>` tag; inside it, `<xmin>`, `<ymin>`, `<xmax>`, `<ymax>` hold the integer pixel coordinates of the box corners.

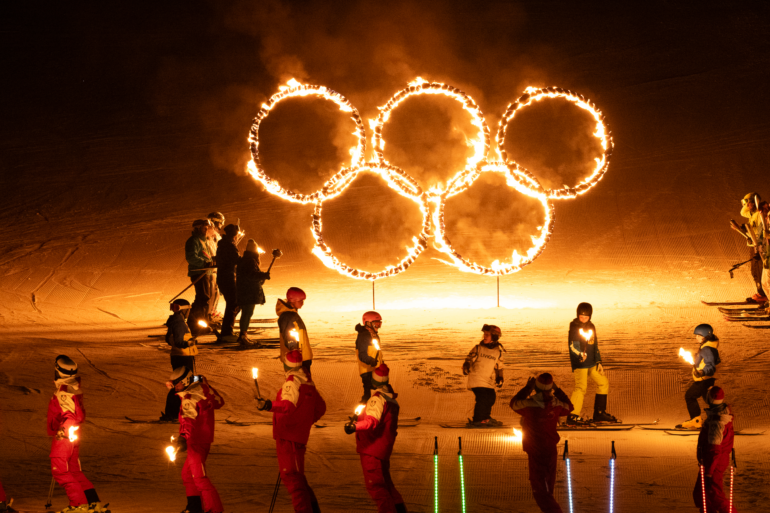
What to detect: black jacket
<box><xmin>236</xmin><ymin>251</ymin><xmax>270</xmax><ymax>305</ymax></box>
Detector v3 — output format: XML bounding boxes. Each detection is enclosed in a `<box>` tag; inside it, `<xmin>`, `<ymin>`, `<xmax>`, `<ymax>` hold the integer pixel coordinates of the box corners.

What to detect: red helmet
<box><xmin>362</xmin><ymin>311</ymin><xmax>382</xmax><ymax>324</ymax></box>
<box><xmin>286</xmin><ymin>287</ymin><xmax>306</xmax><ymax>302</ymax></box>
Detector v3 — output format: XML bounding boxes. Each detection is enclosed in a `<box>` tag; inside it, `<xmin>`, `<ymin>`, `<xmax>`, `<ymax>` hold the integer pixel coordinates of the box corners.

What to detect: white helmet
<box><xmin>55</xmin><ymin>355</ymin><xmax>78</xmax><ymax>380</ymax></box>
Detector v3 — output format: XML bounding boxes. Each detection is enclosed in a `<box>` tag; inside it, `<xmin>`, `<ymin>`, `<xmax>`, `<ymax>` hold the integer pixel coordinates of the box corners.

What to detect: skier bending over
<box><xmin>693</xmin><ymin>386</ymin><xmax>737</xmax><ymax>513</ymax></box>
<box><xmin>355</xmin><ymin>311</ymin><xmax>385</xmax><ymax>403</ymax></box>
<box><xmin>170</xmin><ymin>368</ymin><xmax>225</xmax><ymax>513</ymax></box>
<box><xmin>677</xmin><ymin>324</ymin><xmax>721</xmax><ymax>430</ymax></box>
<box><xmin>344</xmin><ymin>364</ymin><xmax>407</xmax><ymax>513</ymax></box>
<box><xmin>510</xmin><ymin>373</ymin><xmax>573</xmax><ymax>513</ymax></box>
<box><xmin>47</xmin><ymin>356</ymin><xmax>110</xmax><ymax>513</ymax></box>
<box><xmin>257</xmin><ymin>350</ymin><xmax>326</xmax><ymax>513</ymax></box>
<box><xmin>566</xmin><ymin>302</ymin><xmax>618</xmax><ymax>425</ymax></box>
<box><xmin>160</xmin><ymin>299</ymin><xmax>198</xmax><ymax>422</ymax></box>
<box><xmin>462</xmin><ymin>324</ymin><xmax>505</xmax><ymax>427</ymax></box>
<box><xmin>739</xmin><ymin>192</ymin><xmax>767</xmax><ymax>303</ymax></box>
<box><xmin>276</xmin><ymin>287</ymin><xmax>313</xmax><ymax>368</ymax></box>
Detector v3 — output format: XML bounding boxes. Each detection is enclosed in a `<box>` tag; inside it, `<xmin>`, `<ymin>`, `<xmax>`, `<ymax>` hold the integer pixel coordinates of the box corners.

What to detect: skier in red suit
<box><xmin>694</xmin><ymin>386</ymin><xmax>737</xmax><ymax>513</ymax></box>
<box><xmin>510</xmin><ymin>373</ymin><xmax>574</xmax><ymax>513</ymax></box>
<box><xmin>170</xmin><ymin>367</ymin><xmax>225</xmax><ymax>513</ymax></box>
<box><xmin>344</xmin><ymin>364</ymin><xmax>407</xmax><ymax>513</ymax></box>
<box><xmin>257</xmin><ymin>350</ymin><xmax>326</xmax><ymax>513</ymax></box>
<box><xmin>47</xmin><ymin>355</ymin><xmax>109</xmax><ymax>513</ymax></box>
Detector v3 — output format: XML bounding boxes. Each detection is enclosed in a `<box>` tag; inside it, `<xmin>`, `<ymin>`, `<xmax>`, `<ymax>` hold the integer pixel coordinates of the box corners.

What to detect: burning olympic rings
<box><xmin>248</xmin><ymin>78</ymin><xmax>613</xmax><ymax>279</ymax></box>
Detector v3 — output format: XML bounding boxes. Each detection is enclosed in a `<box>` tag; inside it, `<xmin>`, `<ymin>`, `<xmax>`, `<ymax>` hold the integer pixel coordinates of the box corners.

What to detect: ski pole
<box><xmin>729</xmin><ymin>449</ymin><xmax>737</xmax><ymax>513</ymax></box>
<box><xmin>700</xmin><ymin>464</ymin><xmax>707</xmax><ymax>513</ymax></box>
<box><xmin>169</xmin><ymin>270</ymin><xmax>211</xmax><ymax>303</ymax></box>
<box><xmin>268</xmin><ymin>472</ymin><xmax>281</xmax><ymax>513</ymax></box>
<box><xmin>609</xmin><ymin>441</ymin><xmax>617</xmax><ymax>513</ymax></box>
<box><xmin>458</xmin><ymin>437</ymin><xmax>466</xmax><ymax>513</ymax></box>
<box><xmin>564</xmin><ymin>440</ymin><xmax>573</xmax><ymax>513</ymax></box>
<box><xmin>44</xmin><ymin>476</ymin><xmax>55</xmax><ymax>508</ymax></box>
<box><xmin>727</xmin><ymin>257</ymin><xmax>755</xmax><ymax>278</ymax></box>
<box><xmin>434</xmin><ymin>436</ymin><xmax>439</xmax><ymax>513</ymax></box>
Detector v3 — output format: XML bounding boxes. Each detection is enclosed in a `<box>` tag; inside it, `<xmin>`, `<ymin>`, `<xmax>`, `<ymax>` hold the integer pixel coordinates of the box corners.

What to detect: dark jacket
<box><xmin>236</xmin><ymin>251</ymin><xmax>269</xmax><ymax>306</ymax></box>
<box><xmin>355</xmin><ymin>324</ymin><xmax>383</xmax><ymax>375</ymax></box>
<box><xmin>216</xmin><ymin>238</ymin><xmax>240</xmax><ymax>283</ymax></box>
<box><xmin>165</xmin><ymin>312</ymin><xmax>198</xmax><ymax>356</ymax></box>
<box><xmin>568</xmin><ymin>318</ymin><xmax>601</xmax><ymax>371</ymax></box>
<box><xmin>185</xmin><ymin>232</ymin><xmax>213</xmax><ymax>277</ymax></box>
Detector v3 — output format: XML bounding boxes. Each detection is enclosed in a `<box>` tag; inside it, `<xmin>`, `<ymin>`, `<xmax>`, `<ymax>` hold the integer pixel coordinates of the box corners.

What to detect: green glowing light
<box><xmin>434</xmin><ymin>453</ymin><xmax>439</xmax><ymax>512</ymax></box>
<box><xmin>459</xmin><ymin>454</ymin><xmax>467</xmax><ymax>513</ymax></box>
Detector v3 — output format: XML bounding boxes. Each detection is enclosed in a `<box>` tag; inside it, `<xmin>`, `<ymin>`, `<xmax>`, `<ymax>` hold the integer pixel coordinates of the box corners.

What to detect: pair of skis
<box><xmin>563</xmin><ymin>440</ymin><xmax>617</xmax><ymax>513</ymax></box>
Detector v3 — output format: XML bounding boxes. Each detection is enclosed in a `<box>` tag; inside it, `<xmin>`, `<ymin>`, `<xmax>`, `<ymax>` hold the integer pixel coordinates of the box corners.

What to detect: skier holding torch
<box><xmin>693</xmin><ymin>386</ymin><xmax>737</xmax><ymax>513</ymax></box>
<box><xmin>344</xmin><ymin>364</ymin><xmax>407</xmax><ymax>513</ymax></box>
<box><xmin>677</xmin><ymin>324</ymin><xmax>721</xmax><ymax>430</ymax></box>
<box><xmin>355</xmin><ymin>311</ymin><xmax>385</xmax><ymax>403</ymax></box>
<box><xmin>276</xmin><ymin>287</ymin><xmax>313</xmax><ymax>368</ymax></box>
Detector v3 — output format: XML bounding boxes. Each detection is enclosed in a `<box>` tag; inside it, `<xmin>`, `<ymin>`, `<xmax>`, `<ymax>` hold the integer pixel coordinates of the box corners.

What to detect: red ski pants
<box><xmin>359</xmin><ymin>454</ymin><xmax>405</xmax><ymax>513</ymax></box>
<box><xmin>526</xmin><ymin>449</ymin><xmax>563</xmax><ymax>513</ymax></box>
<box><xmin>0</xmin><ymin>478</ymin><xmax>6</xmax><ymax>502</ymax></box>
<box><xmin>50</xmin><ymin>444</ymin><xmax>93</xmax><ymax>507</ymax></box>
<box><xmin>182</xmin><ymin>443</ymin><xmax>224</xmax><ymax>513</ymax></box>
<box><xmin>276</xmin><ymin>439</ymin><xmax>318</xmax><ymax>513</ymax></box>
<box><xmin>693</xmin><ymin>467</ymin><xmax>736</xmax><ymax>513</ymax></box>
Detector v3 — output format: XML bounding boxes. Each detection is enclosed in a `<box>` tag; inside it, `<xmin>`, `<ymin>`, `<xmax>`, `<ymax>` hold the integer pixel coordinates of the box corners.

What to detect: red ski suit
<box><xmin>47</xmin><ymin>377</ymin><xmax>94</xmax><ymax>507</ymax></box>
<box><xmin>0</xmin><ymin>478</ymin><xmax>5</xmax><ymax>503</ymax></box>
<box><xmin>694</xmin><ymin>403</ymin><xmax>736</xmax><ymax>513</ymax></box>
<box><xmin>354</xmin><ymin>389</ymin><xmax>406</xmax><ymax>513</ymax></box>
<box><xmin>177</xmin><ymin>378</ymin><xmax>225</xmax><ymax>513</ymax></box>
<box><xmin>270</xmin><ymin>368</ymin><xmax>326</xmax><ymax>513</ymax></box>
<box><xmin>511</xmin><ymin>386</ymin><xmax>573</xmax><ymax>513</ymax></box>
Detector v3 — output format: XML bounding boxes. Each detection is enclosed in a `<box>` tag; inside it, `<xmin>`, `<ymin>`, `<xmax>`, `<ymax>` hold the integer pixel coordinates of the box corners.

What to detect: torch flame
<box><xmin>166</xmin><ymin>445</ymin><xmax>177</xmax><ymax>462</ymax></box>
<box><xmin>252</xmin><ymin>368</ymin><xmax>258</xmax><ymax>379</ymax></box>
<box><xmin>289</xmin><ymin>329</ymin><xmax>299</xmax><ymax>341</ymax></box>
<box><xmin>68</xmin><ymin>426</ymin><xmax>79</xmax><ymax>443</ymax></box>
<box><xmin>355</xmin><ymin>405</ymin><xmax>365</xmax><ymax>416</ymax></box>
<box><xmin>579</xmin><ymin>329</ymin><xmax>593</xmax><ymax>341</ymax></box>
<box><xmin>679</xmin><ymin>347</ymin><xmax>695</xmax><ymax>366</ymax></box>
<box><xmin>512</xmin><ymin>428</ymin><xmax>523</xmax><ymax>441</ymax></box>
<box><xmin>198</xmin><ymin>320</ymin><xmax>208</xmax><ymax>328</ymax></box>
<box><xmin>372</xmin><ymin>338</ymin><xmax>380</xmax><ymax>351</ymax></box>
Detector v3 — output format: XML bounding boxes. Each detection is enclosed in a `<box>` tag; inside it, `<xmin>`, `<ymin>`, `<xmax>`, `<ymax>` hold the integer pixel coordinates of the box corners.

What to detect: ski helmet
<box><xmin>372</xmin><ymin>363</ymin><xmax>390</xmax><ymax>387</ymax></box>
<box><xmin>224</xmin><ymin>224</ymin><xmax>239</xmax><ymax>238</ymax></box>
<box><xmin>482</xmin><ymin>324</ymin><xmax>502</xmax><ymax>341</ymax></box>
<box><xmin>170</xmin><ymin>299</ymin><xmax>191</xmax><ymax>313</ymax></box>
<box><xmin>170</xmin><ymin>366</ymin><xmax>194</xmax><ymax>390</ymax></box>
<box><xmin>283</xmin><ymin>350</ymin><xmax>303</xmax><ymax>371</ymax></box>
<box><xmin>55</xmin><ymin>355</ymin><xmax>78</xmax><ymax>380</ymax></box>
<box><xmin>706</xmin><ymin>386</ymin><xmax>725</xmax><ymax>405</ymax></box>
<box><xmin>286</xmin><ymin>287</ymin><xmax>306</xmax><ymax>302</ymax></box>
<box><xmin>535</xmin><ymin>373</ymin><xmax>554</xmax><ymax>391</ymax></box>
<box><xmin>192</xmin><ymin>219</ymin><xmax>211</xmax><ymax>229</ymax></box>
<box><xmin>362</xmin><ymin>311</ymin><xmax>382</xmax><ymax>324</ymax></box>
<box><xmin>207</xmin><ymin>212</ymin><xmax>225</xmax><ymax>227</ymax></box>
<box><xmin>693</xmin><ymin>323</ymin><xmax>714</xmax><ymax>339</ymax></box>
<box><xmin>742</xmin><ymin>192</ymin><xmax>760</xmax><ymax>206</ymax></box>
<box><xmin>577</xmin><ymin>302</ymin><xmax>593</xmax><ymax>318</ymax></box>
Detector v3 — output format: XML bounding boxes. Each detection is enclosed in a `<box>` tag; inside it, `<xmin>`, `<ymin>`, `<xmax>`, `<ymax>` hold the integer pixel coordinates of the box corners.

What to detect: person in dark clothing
<box><xmin>236</xmin><ymin>239</ymin><xmax>270</xmax><ymax>347</ymax></box>
<box><xmin>185</xmin><ymin>219</ymin><xmax>215</xmax><ymax>335</ymax></box>
<box><xmin>160</xmin><ymin>299</ymin><xmax>198</xmax><ymax>421</ymax></box>
<box><xmin>677</xmin><ymin>324</ymin><xmax>721</xmax><ymax>430</ymax></box>
<box><xmin>355</xmin><ymin>311</ymin><xmax>384</xmax><ymax>404</ymax></box>
<box><xmin>216</xmin><ymin>224</ymin><xmax>241</xmax><ymax>339</ymax></box>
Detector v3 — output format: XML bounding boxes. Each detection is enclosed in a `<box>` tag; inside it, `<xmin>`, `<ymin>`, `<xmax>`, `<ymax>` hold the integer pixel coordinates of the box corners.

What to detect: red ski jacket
<box><xmin>697</xmin><ymin>403</ymin><xmax>735</xmax><ymax>476</ymax></box>
<box><xmin>511</xmin><ymin>389</ymin><xmax>573</xmax><ymax>455</ymax></box>
<box><xmin>271</xmin><ymin>369</ymin><xmax>326</xmax><ymax>445</ymax></box>
<box><xmin>177</xmin><ymin>378</ymin><xmax>224</xmax><ymax>446</ymax></box>
<box><xmin>47</xmin><ymin>377</ymin><xmax>86</xmax><ymax>456</ymax></box>
<box><xmin>355</xmin><ymin>389</ymin><xmax>399</xmax><ymax>460</ymax></box>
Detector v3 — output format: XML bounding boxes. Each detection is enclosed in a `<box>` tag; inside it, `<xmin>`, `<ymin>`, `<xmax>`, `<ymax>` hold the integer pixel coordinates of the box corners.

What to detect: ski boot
<box><xmin>564</xmin><ymin>414</ymin><xmax>592</xmax><ymax>427</ymax></box>
<box><xmin>487</xmin><ymin>417</ymin><xmax>504</xmax><ymax>426</ymax></box>
<box><xmin>675</xmin><ymin>416</ymin><xmax>702</xmax><ymax>430</ymax></box>
<box><xmin>57</xmin><ymin>505</ymin><xmax>89</xmax><ymax>513</ymax></box>
<box><xmin>88</xmin><ymin>503</ymin><xmax>111</xmax><ymax>513</ymax></box>
<box><xmin>0</xmin><ymin>499</ymin><xmax>19</xmax><ymax>513</ymax></box>
<box><xmin>466</xmin><ymin>419</ymin><xmax>493</xmax><ymax>428</ymax></box>
<box><xmin>592</xmin><ymin>411</ymin><xmax>620</xmax><ymax>424</ymax></box>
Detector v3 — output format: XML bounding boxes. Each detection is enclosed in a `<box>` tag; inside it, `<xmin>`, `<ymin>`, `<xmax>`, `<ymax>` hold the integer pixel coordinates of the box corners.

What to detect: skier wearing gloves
<box><xmin>216</xmin><ymin>224</ymin><xmax>241</xmax><ymax>340</ymax></box>
<box><xmin>236</xmin><ymin>239</ymin><xmax>271</xmax><ymax>347</ymax></box>
<box><xmin>566</xmin><ymin>303</ymin><xmax>618</xmax><ymax>425</ymax></box>
<box><xmin>510</xmin><ymin>373</ymin><xmax>573</xmax><ymax>513</ymax></box>
<box><xmin>693</xmin><ymin>386</ymin><xmax>736</xmax><ymax>513</ymax></box>
<box><xmin>170</xmin><ymin>367</ymin><xmax>225</xmax><ymax>513</ymax></box>
<box><xmin>47</xmin><ymin>356</ymin><xmax>110</xmax><ymax>513</ymax></box>
<box><xmin>462</xmin><ymin>324</ymin><xmax>505</xmax><ymax>427</ymax></box>
<box><xmin>344</xmin><ymin>364</ymin><xmax>407</xmax><ymax>513</ymax></box>
<box><xmin>257</xmin><ymin>350</ymin><xmax>326</xmax><ymax>513</ymax></box>
<box><xmin>159</xmin><ymin>299</ymin><xmax>198</xmax><ymax>422</ymax></box>
<box><xmin>186</xmin><ymin>219</ymin><xmax>215</xmax><ymax>334</ymax></box>
<box><xmin>205</xmin><ymin>212</ymin><xmax>226</xmax><ymax>323</ymax></box>
<box><xmin>677</xmin><ymin>324</ymin><xmax>721</xmax><ymax>430</ymax></box>
<box><xmin>276</xmin><ymin>287</ymin><xmax>313</xmax><ymax>368</ymax></box>
<box><xmin>739</xmin><ymin>192</ymin><xmax>767</xmax><ymax>303</ymax></box>
<box><xmin>355</xmin><ymin>311</ymin><xmax>385</xmax><ymax>403</ymax></box>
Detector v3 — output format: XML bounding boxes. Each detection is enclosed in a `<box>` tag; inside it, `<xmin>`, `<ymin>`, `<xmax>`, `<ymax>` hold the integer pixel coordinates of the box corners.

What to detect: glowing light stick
<box><xmin>701</xmin><ymin>464</ymin><xmax>707</xmax><ymax>513</ymax></box>
<box><xmin>564</xmin><ymin>441</ymin><xmax>574</xmax><ymax>513</ymax></box>
<box><xmin>166</xmin><ymin>435</ymin><xmax>177</xmax><ymax>462</ymax></box>
<box><xmin>458</xmin><ymin>437</ymin><xmax>466</xmax><ymax>513</ymax></box>
<box><xmin>511</xmin><ymin>428</ymin><xmax>523</xmax><ymax>442</ymax></box>
<box><xmin>579</xmin><ymin>328</ymin><xmax>593</xmax><ymax>341</ymax></box>
<box><xmin>609</xmin><ymin>441</ymin><xmax>617</xmax><ymax>513</ymax></box>
<box><xmin>433</xmin><ymin>436</ymin><xmax>439</xmax><ymax>513</ymax></box>
<box><xmin>729</xmin><ymin>449</ymin><xmax>736</xmax><ymax>513</ymax></box>
<box><xmin>68</xmin><ymin>426</ymin><xmax>79</xmax><ymax>443</ymax></box>
<box><xmin>679</xmin><ymin>348</ymin><xmax>695</xmax><ymax>366</ymax></box>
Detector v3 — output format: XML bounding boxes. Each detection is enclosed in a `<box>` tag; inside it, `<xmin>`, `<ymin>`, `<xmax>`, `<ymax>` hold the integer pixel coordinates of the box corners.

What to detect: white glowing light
<box><xmin>289</xmin><ymin>329</ymin><xmax>299</xmax><ymax>341</ymax></box>
<box><xmin>252</xmin><ymin>368</ymin><xmax>259</xmax><ymax>379</ymax></box>
<box><xmin>68</xmin><ymin>426</ymin><xmax>79</xmax><ymax>443</ymax></box>
<box><xmin>372</xmin><ymin>338</ymin><xmax>380</xmax><ymax>351</ymax></box>
<box><xmin>679</xmin><ymin>347</ymin><xmax>695</xmax><ymax>366</ymax></box>
<box><xmin>512</xmin><ymin>428</ymin><xmax>523</xmax><ymax>442</ymax></box>
<box><xmin>198</xmin><ymin>320</ymin><xmax>208</xmax><ymax>328</ymax></box>
<box><xmin>166</xmin><ymin>435</ymin><xmax>177</xmax><ymax>462</ymax></box>
<box><xmin>355</xmin><ymin>405</ymin><xmax>365</xmax><ymax>416</ymax></box>
<box><xmin>579</xmin><ymin>329</ymin><xmax>593</xmax><ymax>341</ymax></box>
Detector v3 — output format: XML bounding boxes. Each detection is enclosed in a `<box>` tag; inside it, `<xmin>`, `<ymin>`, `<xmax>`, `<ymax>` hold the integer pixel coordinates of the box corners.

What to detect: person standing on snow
<box><xmin>693</xmin><ymin>386</ymin><xmax>736</xmax><ymax>513</ymax></box>
<box><xmin>185</xmin><ymin>219</ymin><xmax>215</xmax><ymax>334</ymax></box>
<box><xmin>216</xmin><ymin>224</ymin><xmax>241</xmax><ymax>340</ymax></box>
<box><xmin>355</xmin><ymin>311</ymin><xmax>385</xmax><ymax>403</ymax></box>
<box><xmin>205</xmin><ymin>212</ymin><xmax>226</xmax><ymax>323</ymax></box>
<box><xmin>462</xmin><ymin>324</ymin><xmax>505</xmax><ymax>427</ymax></box>
<box><xmin>159</xmin><ymin>299</ymin><xmax>198</xmax><ymax>421</ymax></box>
<box><xmin>47</xmin><ymin>356</ymin><xmax>110</xmax><ymax>513</ymax></box>
<box><xmin>510</xmin><ymin>373</ymin><xmax>573</xmax><ymax>513</ymax></box>
<box><xmin>757</xmin><ymin>200</ymin><xmax>770</xmax><ymax>312</ymax></box>
<box><xmin>740</xmin><ymin>193</ymin><xmax>767</xmax><ymax>303</ymax></box>
<box><xmin>344</xmin><ymin>364</ymin><xmax>407</xmax><ymax>513</ymax></box>
<box><xmin>257</xmin><ymin>350</ymin><xmax>326</xmax><ymax>513</ymax></box>
<box><xmin>677</xmin><ymin>324</ymin><xmax>721</xmax><ymax>430</ymax></box>
<box><xmin>566</xmin><ymin>303</ymin><xmax>618</xmax><ymax>425</ymax></box>
<box><xmin>277</xmin><ymin>287</ymin><xmax>313</xmax><ymax>368</ymax></box>
<box><xmin>170</xmin><ymin>367</ymin><xmax>225</xmax><ymax>513</ymax></box>
<box><xmin>236</xmin><ymin>239</ymin><xmax>270</xmax><ymax>347</ymax></box>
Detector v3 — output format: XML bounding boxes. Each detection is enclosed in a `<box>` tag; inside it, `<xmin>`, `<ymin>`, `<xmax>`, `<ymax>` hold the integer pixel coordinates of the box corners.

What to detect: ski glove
<box><xmin>553</xmin><ymin>385</ymin><xmax>570</xmax><ymax>404</ymax></box>
<box><xmin>176</xmin><ymin>435</ymin><xmax>188</xmax><ymax>453</ymax></box>
<box><xmin>495</xmin><ymin>375</ymin><xmax>504</xmax><ymax>387</ymax></box>
<box><xmin>257</xmin><ymin>399</ymin><xmax>272</xmax><ymax>411</ymax></box>
<box><xmin>344</xmin><ymin>422</ymin><xmax>356</xmax><ymax>435</ymax></box>
<box><xmin>693</xmin><ymin>368</ymin><xmax>704</xmax><ymax>378</ymax></box>
<box><xmin>462</xmin><ymin>362</ymin><xmax>471</xmax><ymax>375</ymax></box>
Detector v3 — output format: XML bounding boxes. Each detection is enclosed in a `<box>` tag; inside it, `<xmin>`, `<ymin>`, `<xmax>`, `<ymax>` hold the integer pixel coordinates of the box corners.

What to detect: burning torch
<box><xmin>197</xmin><ymin>319</ymin><xmax>220</xmax><ymax>338</ymax></box>
<box><xmin>372</xmin><ymin>337</ymin><xmax>381</xmax><ymax>365</ymax></box>
<box><xmin>578</xmin><ymin>328</ymin><xmax>593</xmax><ymax>361</ymax></box>
<box><xmin>678</xmin><ymin>347</ymin><xmax>695</xmax><ymax>366</ymax></box>
<box><xmin>344</xmin><ymin>404</ymin><xmax>365</xmax><ymax>435</ymax></box>
<box><xmin>511</xmin><ymin>427</ymin><xmax>523</xmax><ymax>442</ymax></box>
<box><xmin>266</xmin><ymin>248</ymin><xmax>283</xmax><ymax>274</ymax></box>
<box><xmin>252</xmin><ymin>367</ymin><xmax>263</xmax><ymax>400</ymax></box>
<box><xmin>68</xmin><ymin>426</ymin><xmax>79</xmax><ymax>443</ymax></box>
<box><xmin>166</xmin><ymin>435</ymin><xmax>178</xmax><ymax>462</ymax></box>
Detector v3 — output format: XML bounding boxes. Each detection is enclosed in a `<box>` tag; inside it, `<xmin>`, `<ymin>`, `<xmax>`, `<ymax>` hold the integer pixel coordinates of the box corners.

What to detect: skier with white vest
<box><xmin>462</xmin><ymin>324</ymin><xmax>505</xmax><ymax>427</ymax></box>
<box><xmin>355</xmin><ymin>311</ymin><xmax>385</xmax><ymax>403</ymax></box>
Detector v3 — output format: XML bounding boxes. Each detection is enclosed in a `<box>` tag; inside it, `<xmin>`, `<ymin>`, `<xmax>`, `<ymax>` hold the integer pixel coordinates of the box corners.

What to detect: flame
<box><xmin>166</xmin><ymin>445</ymin><xmax>177</xmax><ymax>462</ymax></box>
<box><xmin>198</xmin><ymin>320</ymin><xmax>208</xmax><ymax>328</ymax></box>
<box><xmin>289</xmin><ymin>329</ymin><xmax>299</xmax><ymax>341</ymax></box>
<box><xmin>372</xmin><ymin>338</ymin><xmax>380</xmax><ymax>351</ymax></box>
<box><xmin>252</xmin><ymin>368</ymin><xmax>258</xmax><ymax>379</ymax></box>
<box><xmin>679</xmin><ymin>347</ymin><xmax>695</xmax><ymax>366</ymax></box>
<box><xmin>355</xmin><ymin>405</ymin><xmax>365</xmax><ymax>415</ymax></box>
<box><xmin>68</xmin><ymin>426</ymin><xmax>79</xmax><ymax>443</ymax></box>
<box><xmin>512</xmin><ymin>428</ymin><xmax>523</xmax><ymax>442</ymax></box>
<box><xmin>579</xmin><ymin>329</ymin><xmax>593</xmax><ymax>341</ymax></box>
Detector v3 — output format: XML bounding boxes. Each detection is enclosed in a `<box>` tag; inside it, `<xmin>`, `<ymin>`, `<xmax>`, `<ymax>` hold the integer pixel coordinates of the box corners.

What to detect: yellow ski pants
<box><xmin>570</xmin><ymin>365</ymin><xmax>609</xmax><ymax>416</ymax></box>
